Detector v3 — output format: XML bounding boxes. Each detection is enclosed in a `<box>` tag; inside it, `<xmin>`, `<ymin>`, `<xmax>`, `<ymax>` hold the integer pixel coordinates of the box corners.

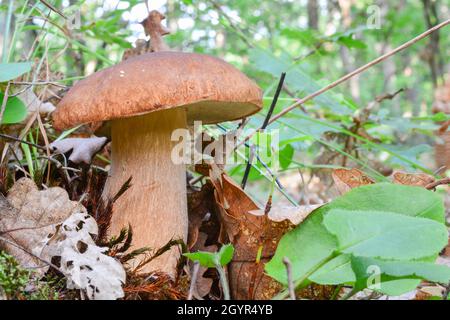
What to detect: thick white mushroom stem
<box><xmin>104</xmin><ymin>108</ymin><xmax>188</xmax><ymax>277</ymax></box>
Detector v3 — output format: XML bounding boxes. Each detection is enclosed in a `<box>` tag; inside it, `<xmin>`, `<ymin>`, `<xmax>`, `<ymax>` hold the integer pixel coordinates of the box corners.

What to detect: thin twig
<box><xmin>236</xmin><ymin>19</ymin><xmax>450</xmax><ymax>149</ymax></box>
<box><xmin>0</xmin><ymin>133</ymin><xmax>46</xmax><ymax>150</ymax></box>
<box><xmin>38</xmin><ymin>0</ymin><xmax>67</xmax><ymax>19</ymax></box>
<box><xmin>11</xmin><ymin>81</ymin><xmax>67</xmax><ymax>88</ymax></box>
<box><xmin>425</xmin><ymin>177</ymin><xmax>450</xmax><ymax>190</ymax></box>
<box><xmin>262</xmin><ymin>72</ymin><xmax>286</xmax><ymax>129</ymax></box>
<box><xmin>282</xmin><ymin>257</ymin><xmax>296</xmax><ymax>300</ymax></box>
<box><xmin>188</xmin><ymin>261</ymin><xmax>200</xmax><ymax>300</ymax></box>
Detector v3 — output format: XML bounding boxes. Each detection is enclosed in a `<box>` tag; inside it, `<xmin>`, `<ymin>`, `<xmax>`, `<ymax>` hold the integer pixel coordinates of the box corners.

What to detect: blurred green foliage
<box><xmin>0</xmin><ymin>0</ymin><xmax>448</xmax><ymax>204</ymax></box>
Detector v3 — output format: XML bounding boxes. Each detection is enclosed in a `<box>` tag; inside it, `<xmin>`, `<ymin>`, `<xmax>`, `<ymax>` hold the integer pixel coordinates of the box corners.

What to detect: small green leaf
<box><xmin>337</xmin><ymin>36</ymin><xmax>367</xmax><ymax>49</ymax></box>
<box><xmin>184</xmin><ymin>244</ymin><xmax>234</xmax><ymax>268</ymax></box>
<box><xmin>218</xmin><ymin>244</ymin><xmax>234</xmax><ymax>266</ymax></box>
<box><xmin>279</xmin><ymin>144</ymin><xmax>295</xmax><ymax>170</ymax></box>
<box><xmin>431</xmin><ymin>112</ymin><xmax>449</xmax><ymax>122</ymax></box>
<box><xmin>184</xmin><ymin>251</ymin><xmax>216</xmax><ymax>268</ymax></box>
<box><xmin>0</xmin><ymin>62</ymin><xmax>32</xmax><ymax>82</ymax></box>
<box><xmin>324</xmin><ymin>209</ymin><xmax>448</xmax><ymax>260</ymax></box>
<box><xmin>0</xmin><ymin>92</ymin><xmax>27</xmax><ymax>124</ymax></box>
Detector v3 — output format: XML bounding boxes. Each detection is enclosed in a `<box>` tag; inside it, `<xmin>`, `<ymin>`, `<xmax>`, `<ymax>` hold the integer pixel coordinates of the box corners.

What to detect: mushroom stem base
<box><xmin>104</xmin><ymin>108</ymin><xmax>188</xmax><ymax>276</ymax></box>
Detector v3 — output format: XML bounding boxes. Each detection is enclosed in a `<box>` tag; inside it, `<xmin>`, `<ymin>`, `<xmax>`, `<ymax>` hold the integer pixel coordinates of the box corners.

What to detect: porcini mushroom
<box><xmin>52</xmin><ymin>10</ymin><xmax>262</xmax><ymax>276</ymax></box>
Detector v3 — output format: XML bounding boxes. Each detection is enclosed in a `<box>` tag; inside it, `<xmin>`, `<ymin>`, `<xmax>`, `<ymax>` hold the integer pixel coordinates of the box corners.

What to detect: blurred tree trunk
<box><xmin>166</xmin><ymin>0</ymin><xmax>178</xmax><ymax>33</ymax></box>
<box><xmin>380</xmin><ymin>0</ymin><xmax>400</xmax><ymax>113</ymax></box>
<box><xmin>422</xmin><ymin>0</ymin><xmax>444</xmax><ymax>86</ymax></box>
<box><xmin>337</xmin><ymin>0</ymin><xmax>360</xmax><ymax>102</ymax></box>
<box><xmin>66</xmin><ymin>0</ymin><xmax>85</xmax><ymax>76</ymax></box>
<box><xmin>307</xmin><ymin>0</ymin><xmax>319</xmax><ymax>30</ymax></box>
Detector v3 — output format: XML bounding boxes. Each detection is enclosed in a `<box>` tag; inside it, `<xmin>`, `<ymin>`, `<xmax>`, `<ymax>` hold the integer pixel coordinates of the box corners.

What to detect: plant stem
<box><xmin>188</xmin><ymin>261</ymin><xmax>200</xmax><ymax>300</ymax></box>
<box><xmin>283</xmin><ymin>257</ymin><xmax>296</xmax><ymax>300</ymax></box>
<box><xmin>330</xmin><ymin>284</ymin><xmax>343</xmax><ymax>300</ymax></box>
<box><xmin>216</xmin><ymin>263</ymin><xmax>231</xmax><ymax>300</ymax></box>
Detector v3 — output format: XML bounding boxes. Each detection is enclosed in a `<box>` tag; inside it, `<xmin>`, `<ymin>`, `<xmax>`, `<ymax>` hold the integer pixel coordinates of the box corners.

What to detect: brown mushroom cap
<box><xmin>53</xmin><ymin>51</ymin><xmax>262</xmax><ymax>130</ymax></box>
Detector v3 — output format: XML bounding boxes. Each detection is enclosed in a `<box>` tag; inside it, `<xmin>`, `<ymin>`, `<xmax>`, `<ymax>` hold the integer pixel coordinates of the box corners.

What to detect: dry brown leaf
<box><xmin>207</xmin><ymin>163</ymin><xmax>290</xmax><ymax>299</ymax></box>
<box><xmin>332</xmin><ymin>168</ymin><xmax>375</xmax><ymax>194</ymax></box>
<box><xmin>415</xmin><ymin>286</ymin><xmax>444</xmax><ymax>299</ymax></box>
<box><xmin>187</xmin><ymin>183</ymin><xmax>215</xmax><ymax>250</ymax></box>
<box><xmin>249</xmin><ymin>204</ymin><xmax>323</xmax><ymax>225</ymax></box>
<box><xmin>0</xmin><ymin>178</ymin><xmax>85</xmax><ymax>273</ymax></box>
<box><xmin>391</xmin><ymin>171</ymin><xmax>435</xmax><ymax>187</ymax></box>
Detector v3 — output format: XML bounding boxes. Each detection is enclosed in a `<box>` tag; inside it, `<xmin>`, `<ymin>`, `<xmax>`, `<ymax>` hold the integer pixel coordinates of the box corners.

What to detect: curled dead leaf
<box><xmin>207</xmin><ymin>163</ymin><xmax>293</xmax><ymax>299</ymax></box>
<box><xmin>332</xmin><ymin>168</ymin><xmax>375</xmax><ymax>194</ymax></box>
<box><xmin>391</xmin><ymin>171</ymin><xmax>435</xmax><ymax>187</ymax></box>
<box><xmin>249</xmin><ymin>204</ymin><xmax>323</xmax><ymax>225</ymax></box>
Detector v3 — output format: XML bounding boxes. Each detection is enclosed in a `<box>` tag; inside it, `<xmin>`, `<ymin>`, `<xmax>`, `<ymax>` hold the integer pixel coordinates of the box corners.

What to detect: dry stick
<box><xmin>425</xmin><ymin>177</ymin><xmax>450</xmax><ymax>190</ymax></box>
<box><xmin>0</xmin><ymin>133</ymin><xmax>46</xmax><ymax>150</ymax></box>
<box><xmin>241</xmin><ymin>72</ymin><xmax>286</xmax><ymax>189</ymax></box>
<box><xmin>188</xmin><ymin>261</ymin><xmax>200</xmax><ymax>300</ymax></box>
<box><xmin>262</xmin><ymin>72</ymin><xmax>287</xmax><ymax>129</ymax></box>
<box><xmin>11</xmin><ymin>81</ymin><xmax>67</xmax><ymax>88</ymax></box>
<box><xmin>236</xmin><ymin>18</ymin><xmax>450</xmax><ymax>149</ymax></box>
<box><xmin>38</xmin><ymin>0</ymin><xmax>67</xmax><ymax>19</ymax></box>
<box><xmin>282</xmin><ymin>257</ymin><xmax>296</xmax><ymax>300</ymax></box>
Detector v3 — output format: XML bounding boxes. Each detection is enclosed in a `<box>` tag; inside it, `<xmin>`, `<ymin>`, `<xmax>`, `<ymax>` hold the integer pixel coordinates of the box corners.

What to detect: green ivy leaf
<box><xmin>0</xmin><ymin>92</ymin><xmax>27</xmax><ymax>124</ymax></box>
<box><xmin>0</xmin><ymin>62</ymin><xmax>32</xmax><ymax>82</ymax></box>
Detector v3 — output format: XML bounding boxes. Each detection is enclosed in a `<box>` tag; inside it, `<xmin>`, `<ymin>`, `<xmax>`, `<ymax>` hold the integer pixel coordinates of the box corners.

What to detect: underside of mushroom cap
<box><xmin>52</xmin><ymin>51</ymin><xmax>262</xmax><ymax>130</ymax></box>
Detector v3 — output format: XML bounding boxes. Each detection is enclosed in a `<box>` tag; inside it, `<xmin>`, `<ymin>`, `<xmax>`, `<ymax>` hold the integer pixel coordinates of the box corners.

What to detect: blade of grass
<box><xmin>2</xmin><ymin>0</ymin><xmax>14</xmax><ymax>63</ymax></box>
